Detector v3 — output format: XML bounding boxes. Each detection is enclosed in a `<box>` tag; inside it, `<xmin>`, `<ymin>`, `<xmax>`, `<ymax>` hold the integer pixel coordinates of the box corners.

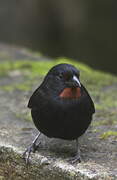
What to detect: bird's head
<box><xmin>42</xmin><ymin>63</ymin><xmax>82</xmax><ymax>99</ymax></box>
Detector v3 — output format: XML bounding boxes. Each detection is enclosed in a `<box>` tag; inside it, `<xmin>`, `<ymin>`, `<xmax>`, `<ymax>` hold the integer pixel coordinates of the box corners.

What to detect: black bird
<box><xmin>23</xmin><ymin>63</ymin><xmax>95</xmax><ymax>164</ymax></box>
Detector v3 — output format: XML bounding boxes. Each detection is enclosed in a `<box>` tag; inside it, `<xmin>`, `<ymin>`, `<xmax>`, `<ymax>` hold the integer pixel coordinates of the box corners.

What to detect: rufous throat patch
<box><xmin>59</xmin><ymin>87</ymin><xmax>81</xmax><ymax>98</ymax></box>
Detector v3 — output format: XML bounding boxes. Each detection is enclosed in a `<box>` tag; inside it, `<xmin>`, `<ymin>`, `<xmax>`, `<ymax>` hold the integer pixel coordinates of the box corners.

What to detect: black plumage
<box><xmin>23</xmin><ymin>63</ymin><xmax>95</xmax><ymax>163</ymax></box>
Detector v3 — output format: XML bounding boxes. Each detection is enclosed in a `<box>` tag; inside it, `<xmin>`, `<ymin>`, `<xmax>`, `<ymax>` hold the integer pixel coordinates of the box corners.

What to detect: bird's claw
<box><xmin>23</xmin><ymin>142</ymin><xmax>41</xmax><ymax>164</ymax></box>
<box><xmin>23</xmin><ymin>144</ymin><xmax>34</xmax><ymax>164</ymax></box>
<box><xmin>68</xmin><ymin>154</ymin><xmax>81</xmax><ymax>164</ymax></box>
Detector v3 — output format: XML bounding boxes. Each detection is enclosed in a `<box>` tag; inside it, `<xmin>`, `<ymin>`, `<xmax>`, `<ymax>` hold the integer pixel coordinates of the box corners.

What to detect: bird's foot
<box><xmin>68</xmin><ymin>138</ymin><xmax>81</xmax><ymax>164</ymax></box>
<box><xmin>23</xmin><ymin>142</ymin><xmax>41</xmax><ymax>164</ymax></box>
<box><xmin>68</xmin><ymin>154</ymin><xmax>81</xmax><ymax>164</ymax></box>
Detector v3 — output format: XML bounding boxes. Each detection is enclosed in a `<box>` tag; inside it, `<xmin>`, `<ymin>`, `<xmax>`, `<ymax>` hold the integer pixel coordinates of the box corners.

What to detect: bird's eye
<box><xmin>59</xmin><ymin>73</ymin><xmax>63</xmax><ymax>79</ymax></box>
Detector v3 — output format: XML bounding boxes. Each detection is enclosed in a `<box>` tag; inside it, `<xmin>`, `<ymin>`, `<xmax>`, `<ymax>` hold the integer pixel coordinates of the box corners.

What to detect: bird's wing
<box><xmin>28</xmin><ymin>87</ymin><xmax>44</xmax><ymax>109</ymax></box>
<box><xmin>81</xmin><ymin>84</ymin><xmax>95</xmax><ymax>114</ymax></box>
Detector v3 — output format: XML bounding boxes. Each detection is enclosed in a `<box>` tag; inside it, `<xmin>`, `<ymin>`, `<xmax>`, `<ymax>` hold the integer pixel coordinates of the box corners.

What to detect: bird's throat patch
<box><xmin>59</xmin><ymin>87</ymin><xmax>81</xmax><ymax>99</ymax></box>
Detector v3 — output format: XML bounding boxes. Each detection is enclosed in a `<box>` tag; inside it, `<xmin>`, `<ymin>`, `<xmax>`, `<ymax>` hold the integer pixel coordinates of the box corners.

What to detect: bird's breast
<box><xmin>59</xmin><ymin>87</ymin><xmax>81</xmax><ymax>99</ymax></box>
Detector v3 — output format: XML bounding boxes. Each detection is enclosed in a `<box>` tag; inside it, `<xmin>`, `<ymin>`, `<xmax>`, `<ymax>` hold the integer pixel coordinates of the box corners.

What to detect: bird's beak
<box><xmin>65</xmin><ymin>75</ymin><xmax>81</xmax><ymax>88</ymax></box>
<box><xmin>73</xmin><ymin>75</ymin><xmax>81</xmax><ymax>87</ymax></box>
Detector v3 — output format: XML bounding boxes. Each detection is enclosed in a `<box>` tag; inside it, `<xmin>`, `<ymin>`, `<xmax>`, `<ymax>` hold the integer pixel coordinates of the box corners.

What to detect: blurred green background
<box><xmin>0</xmin><ymin>0</ymin><xmax>115</xmax><ymax>73</ymax></box>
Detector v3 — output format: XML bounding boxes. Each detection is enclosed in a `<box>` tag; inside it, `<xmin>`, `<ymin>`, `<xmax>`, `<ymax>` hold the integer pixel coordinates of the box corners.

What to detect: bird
<box><xmin>23</xmin><ymin>63</ymin><xmax>95</xmax><ymax>164</ymax></box>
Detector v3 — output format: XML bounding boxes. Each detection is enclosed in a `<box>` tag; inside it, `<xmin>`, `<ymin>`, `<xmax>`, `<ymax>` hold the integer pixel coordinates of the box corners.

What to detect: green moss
<box><xmin>0</xmin><ymin>82</ymin><xmax>32</xmax><ymax>92</ymax></box>
<box><xmin>93</xmin><ymin>111</ymin><xmax>117</xmax><ymax>126</ymax></box>
<box><xmin>100</xmin><ymin>131</ymin><xmax>117</xmax><ymax>139</ymax></box>
<box><xmin>0</xmin><ymin>57</ymin><xmax>117</xmax><ymax>110</ymax></box>
<box><xmin>15</xmin><ymin>112</ymin><xmax>32</xmax><ymax>121</ymax></box>
<box><xmin>1</xmin><ymin>85</ymin><xmax>14</xmax><ymax>92</ymax></box>
<box><xmin>0</xmin><ymin>58</ymin><xmax>116</xmax><ymax>83</ymax></box>
<box><xmin>93</xmin><ymin>119</ymin><xmax>116</xmax><ymax>126</ymax></box>
<box><xmin>92</xmin><ymin>128</ymin><xmax>101</xmax><ymax>133</ymax></box>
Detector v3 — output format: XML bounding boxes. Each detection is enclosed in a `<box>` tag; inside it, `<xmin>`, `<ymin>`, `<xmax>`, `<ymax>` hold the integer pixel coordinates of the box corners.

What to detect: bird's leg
<box><xmin>23</xmin><ymin>132</ymin><xmax>41</xmax><ymax>164</ymax></box>
<box><xmin>69</xmin><ymin>138</ymin><xmax>81</xmax><ymax>164</ymax></box>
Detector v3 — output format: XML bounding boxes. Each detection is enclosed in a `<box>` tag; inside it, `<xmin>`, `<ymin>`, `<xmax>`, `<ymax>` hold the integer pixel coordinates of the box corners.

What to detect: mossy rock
<box><xmin>0</xmin><ymin>45</ymin><xmax>117</xmax><ymax>180</ymax></box>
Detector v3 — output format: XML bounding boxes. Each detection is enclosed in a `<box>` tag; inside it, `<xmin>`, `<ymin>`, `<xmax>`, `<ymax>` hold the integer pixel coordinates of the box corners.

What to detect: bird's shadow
<box><xmin>35</xmin><ymin>135</ymin><xmax>77</xmax><ymax>160</ymax></box>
